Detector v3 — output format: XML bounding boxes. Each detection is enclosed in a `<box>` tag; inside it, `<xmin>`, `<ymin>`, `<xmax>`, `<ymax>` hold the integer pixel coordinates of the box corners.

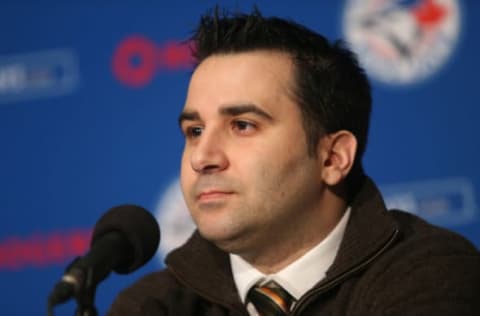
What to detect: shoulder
<box><xmin>389</xmin><ymin>209</ymin><xmax>479</xmax><ymax>256</ymax></box>
<box><xmin>386</xmin><ymin>210</ymin><xmax>480</xmax><ymax>287</ymax></box>
<box><xmin>107</xmin><ymin>269</ymin><xmax>183</xmax><ymax>316</ymax></box>
<box><xmin>379</xmin><ymin>209</ymin><xmax>480</xmax><ymax>283</ymax></box>
<box><xmin>357</xmin><ymin>210</ymin><xmax>480</xmax><ymax>315</ymax></box>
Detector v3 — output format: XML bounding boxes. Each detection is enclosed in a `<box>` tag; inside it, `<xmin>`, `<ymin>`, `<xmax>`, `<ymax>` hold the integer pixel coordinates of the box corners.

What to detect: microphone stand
<box><xmin>75</xmin><ymin>260</ymin><xmax>98</xmax><ymax>316</ymax></box>
<box><xmin>47</xmin><ymin>257</ymin><xmax>101</xmax><ymax>316</ymax></box>
<box><xmin>74</xmin><ymin>281</ymin><xmax>98</xmax><ymax>316</ymax></box>
<box><xmin>71</xmin><ymin>257</ymin><xmax>99</xmax><ymax>316</ymax></box>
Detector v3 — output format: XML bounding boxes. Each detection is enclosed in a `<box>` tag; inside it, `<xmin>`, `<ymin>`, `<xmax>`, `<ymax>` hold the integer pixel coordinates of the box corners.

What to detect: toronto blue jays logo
<box><xmin>343</xmin><ymin>0</ymin><xmax>461</xmax><ymax>85</ymax></box>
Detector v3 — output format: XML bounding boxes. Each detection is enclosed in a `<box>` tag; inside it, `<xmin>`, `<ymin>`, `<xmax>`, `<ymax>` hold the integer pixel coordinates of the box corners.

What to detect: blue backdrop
<box><xmin>1</xmin><ymin>1</ymin><xmax>478</xmax><ymax>315</ymax></box>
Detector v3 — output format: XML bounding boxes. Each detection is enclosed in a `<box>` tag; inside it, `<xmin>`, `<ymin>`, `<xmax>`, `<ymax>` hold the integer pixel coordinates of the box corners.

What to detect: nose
<box><xmin>190</xmin><ymin>130</ymin><xmax>229</xmax><ymax>174</ymax></box>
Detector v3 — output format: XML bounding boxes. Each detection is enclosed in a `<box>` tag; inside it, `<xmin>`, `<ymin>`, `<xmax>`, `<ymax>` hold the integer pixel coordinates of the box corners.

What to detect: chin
<box><xmin>197</xmin><ymin>225</ymin><xmax>232</xmax><ymax>244</ymax></box>
<box><xmin>198</xmin><ymin>224</ymin><xmax>253</xmax><ymax>255</ymax></box>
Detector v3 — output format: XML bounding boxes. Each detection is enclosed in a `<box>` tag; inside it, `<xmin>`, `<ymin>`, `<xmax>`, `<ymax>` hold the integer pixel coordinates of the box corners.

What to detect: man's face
<box><xmin>179</xmin><ymin>51</ymin><xmax>326</xmax><ymax>256</ymax></box>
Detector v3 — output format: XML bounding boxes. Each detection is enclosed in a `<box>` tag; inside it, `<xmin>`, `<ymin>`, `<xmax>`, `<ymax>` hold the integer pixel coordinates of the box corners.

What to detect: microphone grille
<box><xmin>92</xmin><ymin>204</ymin><xmax>160</xmax><ymax>274</ymax></box>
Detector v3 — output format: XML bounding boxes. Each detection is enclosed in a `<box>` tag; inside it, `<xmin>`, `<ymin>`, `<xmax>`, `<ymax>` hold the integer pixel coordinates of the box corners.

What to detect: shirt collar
<box><xmin>230</xmin><ymin>207</ymin><xmax>351</xmax><ymax>302</ymax></box>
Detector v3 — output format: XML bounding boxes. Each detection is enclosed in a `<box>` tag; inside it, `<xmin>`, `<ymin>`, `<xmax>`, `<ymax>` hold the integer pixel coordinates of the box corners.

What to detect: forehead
<box><xmin>184</xmin><ymin>51</ymin><xmax>296</xmax><ymax>112</ymax></box>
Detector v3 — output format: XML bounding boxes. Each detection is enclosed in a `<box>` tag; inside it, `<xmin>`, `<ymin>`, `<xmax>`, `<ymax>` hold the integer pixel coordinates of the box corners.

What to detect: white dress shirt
<box><xmin>230</xmin><ymin>207</ymin><xmax>351</xmax><ymax>315</ymax></box>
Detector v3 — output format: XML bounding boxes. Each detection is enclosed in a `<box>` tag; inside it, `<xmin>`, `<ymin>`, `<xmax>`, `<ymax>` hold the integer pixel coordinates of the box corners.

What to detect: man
<box><xmin>108</xmin><ymin>8</ymin><xmax>480</xmax><ymax>316</ymax></box>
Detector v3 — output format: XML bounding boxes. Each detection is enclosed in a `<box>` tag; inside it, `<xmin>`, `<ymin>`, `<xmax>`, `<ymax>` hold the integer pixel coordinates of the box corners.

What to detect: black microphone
<box><xmin>48</xmin><ymin>204</ymin><xmax>160</xmax><ymax>312</ymax></box>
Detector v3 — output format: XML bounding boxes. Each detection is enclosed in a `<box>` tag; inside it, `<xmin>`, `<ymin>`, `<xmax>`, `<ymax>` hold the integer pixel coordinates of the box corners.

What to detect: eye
<box><xmin>183</xmin><ymin>126</ymin><xmax>203</xmax><ymax>139</ymax></box>
<box><xmin>232</xmin><ymin>120</ymin><xmax>257</xmax><ymax>134</ymax></box>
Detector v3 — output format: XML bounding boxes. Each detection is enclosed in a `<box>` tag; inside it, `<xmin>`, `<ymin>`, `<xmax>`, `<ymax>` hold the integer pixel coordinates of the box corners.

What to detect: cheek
<box><xmin>180</xmin><ymin>145</ymin><xmax>194</xmax><ymax>173</ymax></box>
<box><xmin>264</xmin><ymin>151</ymin><xmax>319</xmax><ymax>200</ymax></box>
<box><xmin>245</xmin><ymin>157</ymin><xmax>289</xmax><ymax>206</ymax></box>
<box><xmin>180</xmin><ymin>146</ymin><xmax>190</xmax><ymax>168</ymax></box>
<box><xmin>180</xmin><ymin>152</ymin><xmax>193</xmax><ymax>194</ymax></box>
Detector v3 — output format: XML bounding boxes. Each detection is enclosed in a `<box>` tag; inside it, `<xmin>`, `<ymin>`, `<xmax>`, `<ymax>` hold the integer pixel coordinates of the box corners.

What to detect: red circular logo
<box><xmin>112</xmin><ymin>35</ymin><xmax>193</xmax><ymax>87</ymax></box>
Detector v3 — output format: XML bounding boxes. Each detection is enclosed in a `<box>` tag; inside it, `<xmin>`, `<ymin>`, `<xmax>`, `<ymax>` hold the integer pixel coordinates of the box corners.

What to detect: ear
<box><xmin>318</xmin><ymin>130</ymin><xmax>358</xmax><ymax>186</ymax></box>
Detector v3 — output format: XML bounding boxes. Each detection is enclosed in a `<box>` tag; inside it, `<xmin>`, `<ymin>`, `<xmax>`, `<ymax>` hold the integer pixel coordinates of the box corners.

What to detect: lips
<box><xmin>197</xmin><ymin>190</ymin><xmax>234</xmax><ymax>202</ymax></box>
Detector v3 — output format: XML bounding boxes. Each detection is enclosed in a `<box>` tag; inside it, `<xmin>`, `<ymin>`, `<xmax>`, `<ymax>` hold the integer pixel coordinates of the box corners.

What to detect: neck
<box><xmin>242</xmin><ymin>188</ymin><xmax>347</xmax><ymax>274</ymax></box>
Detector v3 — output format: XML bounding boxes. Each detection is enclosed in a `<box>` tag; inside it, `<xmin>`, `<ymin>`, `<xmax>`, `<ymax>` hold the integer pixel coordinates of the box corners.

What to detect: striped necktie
<box><xmin>247</xmin><ymin>280</ymin><xmax>295</xmax><ymax>316</ymax></box>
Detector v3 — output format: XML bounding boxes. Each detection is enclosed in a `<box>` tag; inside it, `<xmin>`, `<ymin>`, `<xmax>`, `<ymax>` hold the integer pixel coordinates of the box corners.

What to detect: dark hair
<box><xmin>191</xmin><ymin>8</ymin><xmax>371</xmax><ymax>192</ymax></box>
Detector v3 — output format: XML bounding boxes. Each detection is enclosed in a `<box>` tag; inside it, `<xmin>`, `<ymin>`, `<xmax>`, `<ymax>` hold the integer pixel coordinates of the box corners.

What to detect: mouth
<box><xmin>197</xmin><ymin>190</ymin><xmax>234</xmax><ymax>202</ymax></box>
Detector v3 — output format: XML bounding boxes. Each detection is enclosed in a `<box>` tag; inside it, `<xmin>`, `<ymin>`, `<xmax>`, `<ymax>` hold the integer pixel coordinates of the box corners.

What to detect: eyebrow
<box><xmin>178</xmin><ymin>111</ymin><xmax>200</xmax><ymax>127</ymax></box>
<box><xmin>219</xmin><ymin>104</ymin><xmax>273</xmax><ymax>121</ymax></box>
<box><xmin>178</xmin><ymin>103</ymin><xmax>273</xmax><ymax>127</ymax></box>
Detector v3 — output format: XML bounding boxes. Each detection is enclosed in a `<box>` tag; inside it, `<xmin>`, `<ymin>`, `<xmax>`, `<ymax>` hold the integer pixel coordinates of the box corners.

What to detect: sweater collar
<box><xmin>165</xmin><ymin>230</ymin><xmax>245</xmax><ymax>310</ymax></box>
<box><xmin>324</xmin><ymin>177</ymin><xmax>399</xmax><ymax>280</ymax></box>
<box><xmin>165</xmin><ymin>176</ymin><xmax>399</xmax><ymax>308</ymax></box>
